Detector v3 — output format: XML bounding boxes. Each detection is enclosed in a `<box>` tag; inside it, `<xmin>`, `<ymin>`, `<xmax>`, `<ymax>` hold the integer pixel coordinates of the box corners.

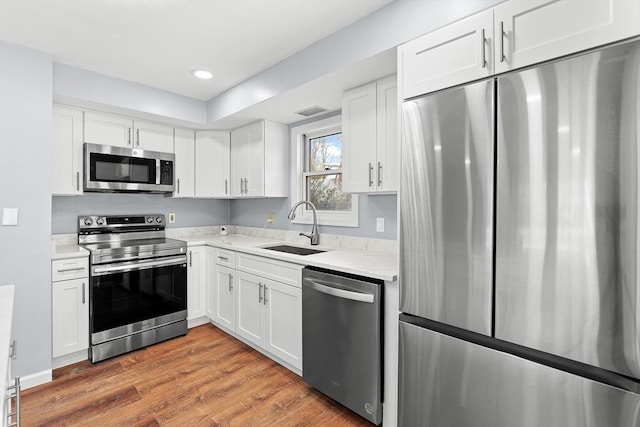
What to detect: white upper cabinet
<box><xmin>400</xmin><ymin>9</ymin><xmax>493</xmax><ymax>99</ymax></box>
<box><xmin>52</xmin><ymin>105</ymin><xmax>84</xmax><ymax>196</ymax></box>
<box><xmin>494</xmin><ymin>0</ymin><xmax>640</xmax><ymax>74</ymax></box>
<box><xmin>134</xmin><ymin>120</ymin><xmax>174</xmax><ymax>153</ymax></box>
<box><xmin>230</xmin><ymin>120</ymin><xmax>288</xmax><ymax>198</ymax></box>
<box><xmin>84</xmin><ymin>110</ymin><xmax>174</xmax><ymax>152</ymax></box>
<box><xmin>173</xmin><ymin>128</ymin><xmax>195</xmax><ymax>198</ymax></box>
<box><xmin>400</xmin><ymin>0</ymin><xmax>640</xmax><ymax>98</ymax></box>
<box><xmin>84</xmin><ymin>111</ymin><xmax>134</xmax><ymax>148</ymax></box>
<box><xmin>195</xmin><ymin>130</ymin><xmax>230</xmax><ymax>198</ymax></box>
<box><xmin>343</xmin><ymin>75</ymin><xmax>398</xmax><ymax>193</ymax></box>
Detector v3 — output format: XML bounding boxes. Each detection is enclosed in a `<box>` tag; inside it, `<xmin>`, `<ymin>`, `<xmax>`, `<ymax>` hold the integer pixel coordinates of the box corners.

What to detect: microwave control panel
<box><xmin>160</xmin><ymin>160</ymin><xmax>173</xmax><ymax>185</ymax></box>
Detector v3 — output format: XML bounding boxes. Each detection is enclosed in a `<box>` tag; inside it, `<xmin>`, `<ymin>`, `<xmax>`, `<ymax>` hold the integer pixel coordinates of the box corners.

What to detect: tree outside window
<box><xmin>305</xmin><ymin>132</ymin><xmax>352</xmax><ymax>212</ymax></box>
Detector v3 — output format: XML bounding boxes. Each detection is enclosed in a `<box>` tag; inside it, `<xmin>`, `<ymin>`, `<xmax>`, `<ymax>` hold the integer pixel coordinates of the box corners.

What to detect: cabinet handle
<box><xmin>128</xmin><ymin>128</ymin><xmax>132</xmax><ymax>145</ymax></box>
<box><xmin>481</xmin><ymin>28</ymin><xmax>487</xmax><ymax>68</ymax></box>
<box><xmin>9</xmin><ymin>340</ymin><xmax>17</xmax><ymax>359</ymax></box>
<box><xmin>217</xmin><ymin>256</ymin><xmax>228</xmax><ymax>261</ymax></box>
<box><xmin>189</xmin><ymin>250</ymin><xmax>193</xmax><ymax>267</ymax></box>
<box><xmin>263</xmin><ymin>285</ymin><xmax>268</xmax><ymax>305</ymax></box>
<box><xmin>177</xmin><ymin>178</ymin><xmax>180</xmax><ymax>194</ymax></box>
<box><xmin>500</xmin><ymin>21</ymin><xmax>505</xmax><ymax>63</ymax></box>
<box><xmin>258</xmin><ymin>283</ymin><xmax>263</xmax><ymax>303</ymax></box>
<box><xmin>76</xmin><ymin>171</ymin><xmax>80</xmax><ymax>192</ymax></box>
<box><xmin>136</xmin><ymin>129</ymin><xmax>140</xmax><ymax>146</ymax></box>
<box><xmin>56</xmin><ymin>267</ymin><xmax>86</xmax><ymax>273</ymax></box>
<box><xmin>368</xmin><ymin>163</ymin><xmax>373</xmax><ymax>187</ymax></box>
<box><xmin>228</xmin><ymin>274</ymin><xmax>233</xmax><ymax>291</ymax></box>
<box><xmin>377</xmin><ymin>161</ymin><xmax>382</xmax><ymax>187</ymax></box>
<box><xmin>82</xmin><ymin>282</ymin><xmax>86</xmax><ymax>304</ymax></box>
<box><xmin>225</xmin><ymin>179</ymin><xmax>228</xmax><ymax>195</ymax></box>
<box><xmin>7</xmin><ymin>376</ymin><xmax>20</xmax><ymax>427</ymax></box>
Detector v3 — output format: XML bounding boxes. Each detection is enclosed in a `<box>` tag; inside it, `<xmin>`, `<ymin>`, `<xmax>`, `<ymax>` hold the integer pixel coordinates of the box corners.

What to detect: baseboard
<box><xmin>188</xmin><ymin>316</ymin><xmax>209</xmax><ymax>329</ymax></box>
<box><xmin>52</xmin><ymin>349</ymin><xmax>89</xmax><ymax>369</ymax></box>
<box><xmin>20</xmin><ymin>369</ymin><xmax>52</xmax><ymax>389</ymax></box>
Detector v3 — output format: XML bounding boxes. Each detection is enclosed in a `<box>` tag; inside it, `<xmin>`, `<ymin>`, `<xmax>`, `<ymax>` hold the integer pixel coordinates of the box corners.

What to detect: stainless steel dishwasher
<box><xmin>302</xmin><ymin>266</ymin><xmax>383</xmax><ymax>425</ymax></box>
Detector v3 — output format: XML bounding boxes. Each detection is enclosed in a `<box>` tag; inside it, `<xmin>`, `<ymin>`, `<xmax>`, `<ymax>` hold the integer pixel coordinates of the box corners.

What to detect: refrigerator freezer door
<box><xmin>495</xmin><ymin>40</ymin><xmax>640</xmax><ymax>378</ymax></box>
<box><xmin>400</xmin><ymin>79</ymin><xmax>494</xmax><ymax>335</ymax></box>
<box><xmin>398</xmin><ymin>319</ymin><xmax>640</xmax><ymax>427</ymax></box>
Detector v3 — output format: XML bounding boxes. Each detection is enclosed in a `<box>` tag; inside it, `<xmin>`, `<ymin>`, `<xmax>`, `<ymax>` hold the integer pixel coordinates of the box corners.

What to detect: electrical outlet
<box><xmin>168</xmin><ymin>213</ymin><xmax>176</xmax><ymax>223</ymax></box>
<box><xmin>267</xmin><ymin>212</ymin><xmax>275</xmax><ymax>224</ymax></box>
<box><xmin>376</xmin><ymin>217</ymin><xmax>384</xmax><ymax>233</ymax></box>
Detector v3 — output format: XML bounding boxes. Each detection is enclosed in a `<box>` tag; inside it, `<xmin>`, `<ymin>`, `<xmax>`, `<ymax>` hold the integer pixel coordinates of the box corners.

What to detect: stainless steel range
<box><xmin>78</xmin><ymin>214</ymin><xmax>188</xmax><ymax>363</ymax></box>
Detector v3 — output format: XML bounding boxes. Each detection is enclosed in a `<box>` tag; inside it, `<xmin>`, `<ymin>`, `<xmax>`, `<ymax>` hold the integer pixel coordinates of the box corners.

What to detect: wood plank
<box><xmin>21</xmin><ymin>324</ymin><xmax>374</xmax><ymax>426</ymax></box>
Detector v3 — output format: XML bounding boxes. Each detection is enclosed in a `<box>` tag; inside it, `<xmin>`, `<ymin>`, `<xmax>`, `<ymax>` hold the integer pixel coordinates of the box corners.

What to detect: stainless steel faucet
<box><xmin>287</xmin><ymin>200</ymin><xmax>319</xmax><ymax>245</ymax></box>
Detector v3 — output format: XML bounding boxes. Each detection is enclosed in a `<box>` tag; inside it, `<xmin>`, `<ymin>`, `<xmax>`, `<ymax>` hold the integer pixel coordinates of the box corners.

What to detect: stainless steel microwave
<box><xmin>84</xmin><ymin>143</ymin><xmax>175</xmax><ymax>193</ymax></box>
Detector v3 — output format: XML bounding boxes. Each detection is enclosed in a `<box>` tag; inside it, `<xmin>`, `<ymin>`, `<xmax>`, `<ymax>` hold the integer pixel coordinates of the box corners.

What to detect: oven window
<box><xmin>91</xmin><ymin>263</ymin><xmax>187</xmax><ymax>334</ymax></box>
<box><xmin>90</xmin><ymin>153</ymin><xmax>156</xmax><ymax>184</ymax></box>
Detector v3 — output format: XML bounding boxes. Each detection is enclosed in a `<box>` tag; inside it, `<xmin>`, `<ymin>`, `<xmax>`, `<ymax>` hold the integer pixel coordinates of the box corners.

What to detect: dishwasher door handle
<box><xmin>304</xmin><ymin>279</ymin><xmax>374</xmax><ymax>303</ymax></box>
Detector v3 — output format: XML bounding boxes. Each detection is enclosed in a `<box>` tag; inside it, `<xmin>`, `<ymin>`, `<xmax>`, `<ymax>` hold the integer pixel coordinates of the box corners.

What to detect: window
<box><xmin>290</xmin><ymin>115</ymin><xmax>358</xmax><ymax>227</ymax></box>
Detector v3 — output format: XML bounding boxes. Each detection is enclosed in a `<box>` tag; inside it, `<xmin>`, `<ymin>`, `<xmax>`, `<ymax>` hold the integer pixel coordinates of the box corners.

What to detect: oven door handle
<box><xmin>92</xmin><ymin>255</ymin><xmax>186</xmax><ymax>276</ymax></box>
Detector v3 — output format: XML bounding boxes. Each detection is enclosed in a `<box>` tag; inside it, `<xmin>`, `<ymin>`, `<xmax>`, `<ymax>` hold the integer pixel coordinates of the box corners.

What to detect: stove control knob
<box><xmin>84</xmin><ymin>217</ymin><xmax>93</xmax><ymax>226</ymax></box>
<box><xmin>146</xmin><ymin>217</ymin><xmax>154</xmax><ymax>223</ymax></box>
<box><xmin>156</xmin><ymin>216</ymin><xmax>163</xmax><ymax>223</ymax></box>
<box><xmin>96</xmin><ymin>217</ymin><xmax>105</xmax><ymax>226</ymax></box>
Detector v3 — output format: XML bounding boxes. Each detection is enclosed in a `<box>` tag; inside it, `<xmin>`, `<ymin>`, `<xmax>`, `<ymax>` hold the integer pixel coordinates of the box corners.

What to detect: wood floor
<box><xmin>21</xmin><ymin>324</ymin><xmax>372</xmax><ymax>426</ymax></box>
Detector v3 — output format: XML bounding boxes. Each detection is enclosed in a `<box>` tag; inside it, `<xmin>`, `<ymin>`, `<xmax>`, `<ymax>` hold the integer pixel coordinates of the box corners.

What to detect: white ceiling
<box><xmin>0</xmin><ymin>0</ymin><xmax>393</xmax><ymax>101</ymax></box>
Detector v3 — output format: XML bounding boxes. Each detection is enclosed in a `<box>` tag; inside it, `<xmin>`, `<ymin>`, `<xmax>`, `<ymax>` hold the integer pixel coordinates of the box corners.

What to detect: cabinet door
<box><xmin>236</xmin><ymin>271</ymin><xmax>264</xmax><ymax>346</ymax></box>
<box><xmin>494</xmin><ymin>0</ymin><xmax>640</xmax><ymax>74</ymax></box>
<box><xmin>212</xmin><ymin>264</ymin><xmax>236</xmax><ymax>331</ymax></box>
<box><xmin>84</xmin><ymin>111</ymin><xmax>133</xmax><ymax>148</ymax></box>
<box><xmin>245</xmin><ymin>121</ymin><xmax>265</xmax><ymax>197</ymax></box>
<box><xmin>263</xmin><ymin>279</ymin><xmax>302</xmax><ymax>370</ymax></box>
<box><xmin>134</xmin><ymin>120</ymin><xmax>174</xmax><ymax>153</ymax></box>
<box><xmin>342</xmin><ymin>81</ymin><xmax>377</xmax><ymax>193</ymax></box>
<box><xmin>230</xmin><ymin>125</ymin><xmax>249</xmax><ymax>197</ymax></box>
<box><xmin>173</xmin><ymin>128</ymin><xmax>195</xmax><ymax>198</ymax></box>
<box><xmin>187</xmin><ymin>247</ymin><xmax>207</xmax><ymax>321</ymax></box>
<box><xmin>230</xmin><ymin>121</ymin><xmax>264</xmax><ymax>197</ymax></box>
<box><xmin>399</xmin><ymin>9</ymin><xmax>493</xmax><ymax>99</ymax></box>
<box><xmin>195</xmin><ymin>130</ymin><xmax>230</xmax><ymax>198</ymax></box>
<box><xmin>52</xmin><ymin>278</ymin><xmax>89</xmax><ymax>357</ymax></box>
<box><xmin>375</xmin><ymin>75</ymin><xmax>398</xmax><ymax>193</ymax></box>
<box><xmin>52</xmin><ymin>105</ymin><xmax>83</xmax><ymax>195</ymax></box>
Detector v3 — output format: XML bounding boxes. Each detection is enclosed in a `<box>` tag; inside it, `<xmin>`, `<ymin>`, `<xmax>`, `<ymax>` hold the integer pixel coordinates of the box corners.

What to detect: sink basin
<box><xmin>262</xmin><ymin>244</ymin><xmax>326</xmax><ymax>256</ymax></box>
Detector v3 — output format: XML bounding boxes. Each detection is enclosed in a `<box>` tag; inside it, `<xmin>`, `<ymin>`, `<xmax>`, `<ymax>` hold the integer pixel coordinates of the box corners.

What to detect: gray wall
<box><xmin>0</xmin><ymin>41</ymin><xmax>53</xmax><ymax>378</ymax></box>
<box><xmin>230</xmin><ymin>194</ymin><xmax>397</xmax><ymax>240</ymax></box>
<box><xmin>52</xmin><ymin>195</ymin><xmax>230</xmax><ymax>234</ymax></box>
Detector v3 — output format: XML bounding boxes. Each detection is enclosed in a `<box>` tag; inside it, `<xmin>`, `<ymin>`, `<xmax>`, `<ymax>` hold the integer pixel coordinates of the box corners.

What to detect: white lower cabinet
<box><xmin>209</xmin><ymin>249</ymin><xmax>303</xmax><ymax>371</ymax></box>
<box><xmin>51</xmin><ymin>257</ymin><xmax>90</xmax><ymax>363</ymax></box>
<box><xmin>52</xmin><ymin>278</ymin><xmax>89</xmax><ymax>357</ymax></box>
<box><xmin>187</xmin><ymin>246</ymin><xmax>212</xmax><ymax>325</ymax></box>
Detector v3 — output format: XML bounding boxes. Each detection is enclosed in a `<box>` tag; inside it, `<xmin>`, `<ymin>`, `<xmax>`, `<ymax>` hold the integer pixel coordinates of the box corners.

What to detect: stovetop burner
<box><xmin>78</xmin><ymin>214</ymin><xmax>187</xmax><ymax>265</ymax></box>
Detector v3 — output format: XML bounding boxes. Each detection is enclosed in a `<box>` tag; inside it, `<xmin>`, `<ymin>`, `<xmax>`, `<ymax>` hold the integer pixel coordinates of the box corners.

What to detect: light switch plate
<box><xmin>376</xmin><ymin>217</ymin><xmax>384</xmax><ymax>232</ymax></box>
<box><xmin>2</xmin><ymin>208</ymin><xmax>18</xmax><ymax>226</ymax></box>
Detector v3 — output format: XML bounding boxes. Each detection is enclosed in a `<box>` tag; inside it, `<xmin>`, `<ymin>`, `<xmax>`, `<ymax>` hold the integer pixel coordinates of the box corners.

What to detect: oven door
<box><xmin>90</xmin><ymin>255</ymin><xmax>187</xmax><ymax>345</ymax></box>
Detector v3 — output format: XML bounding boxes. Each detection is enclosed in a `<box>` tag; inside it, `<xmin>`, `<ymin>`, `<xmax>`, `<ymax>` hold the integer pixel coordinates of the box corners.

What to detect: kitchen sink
<box><xmin>262</xmin><ymin>244</ymin><xmax>327</xmax><ymax>256</ymax></box>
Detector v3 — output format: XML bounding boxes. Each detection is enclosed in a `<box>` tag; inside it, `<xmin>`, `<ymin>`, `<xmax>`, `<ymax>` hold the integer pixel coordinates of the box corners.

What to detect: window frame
<box><xmin>290</xmin><ymin>115</ymin><xmax>358</xmax><ymax>227</ymax></box>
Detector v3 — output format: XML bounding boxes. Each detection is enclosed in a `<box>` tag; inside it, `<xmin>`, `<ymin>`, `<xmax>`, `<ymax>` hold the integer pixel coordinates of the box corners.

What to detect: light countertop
<box><xmin>0</xmin><ymin>284</ymin><xmax>15</xmax><ymax>423</ymax></box>
<box><xmin>180</xmin><ymin>234</ymin><xmax>398</xmax><ymax>282</ymax></box>
<box><xmin>51</xmin><ymin>230</ymin><xmax>398</xmax><ymax>282</ymax></box>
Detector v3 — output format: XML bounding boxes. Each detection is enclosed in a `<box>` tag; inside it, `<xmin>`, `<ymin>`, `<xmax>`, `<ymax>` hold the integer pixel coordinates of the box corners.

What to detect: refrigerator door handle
<box><xmin>305</xmin><ymin>278</ymin><xmax>374</xmax><ymax>303</ymax></box>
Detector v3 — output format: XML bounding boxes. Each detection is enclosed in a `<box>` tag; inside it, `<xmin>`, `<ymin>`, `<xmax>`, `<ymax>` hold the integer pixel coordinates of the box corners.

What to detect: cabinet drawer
<box><xmin>52</xmin><ymin>257</ymin><xmax>89</xmax><ymax>281</ymax></box>
<box><xmin>214</xmin><ymin>248</ymin><xmax>236</xmax><ymax>268</ymax></box>
<box><xmin>237</xmin><ymin>253</ymin><xmax>302</xmax><ymax>288</ymax></box>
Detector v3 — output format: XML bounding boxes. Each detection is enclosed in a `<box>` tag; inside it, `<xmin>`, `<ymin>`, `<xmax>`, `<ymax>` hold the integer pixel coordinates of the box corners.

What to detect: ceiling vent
<box><xmin>295</xmin><ymin>106</ymin><xmax>328</xmax><ymax>117</ymax></box>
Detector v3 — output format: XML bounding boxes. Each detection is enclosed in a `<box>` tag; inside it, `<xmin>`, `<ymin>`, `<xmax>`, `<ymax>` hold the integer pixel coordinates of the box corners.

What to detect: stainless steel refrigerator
<box><xmin>398</xmin><ymin>38</ymin><xmax>640</xmax><ymax>426</ymax></box>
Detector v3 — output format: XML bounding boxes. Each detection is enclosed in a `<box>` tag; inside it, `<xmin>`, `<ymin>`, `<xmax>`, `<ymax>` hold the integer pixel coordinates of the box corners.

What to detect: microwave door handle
<box><xmin>156</xmin><ymin>159</ymin><xmax>161</xmax><ymax>184</ymax></box>
<box><xmin>92</xmin><ymin>255</ymin><xmax>186</xmax><ymax>276</ymax></box>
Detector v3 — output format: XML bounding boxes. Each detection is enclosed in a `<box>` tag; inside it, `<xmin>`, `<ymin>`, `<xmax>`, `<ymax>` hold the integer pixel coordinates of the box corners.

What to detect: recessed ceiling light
<box><xmin>192</xmin><ymin>69</ymin><xmax>213</xmax><ymax>80</ymax></box>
